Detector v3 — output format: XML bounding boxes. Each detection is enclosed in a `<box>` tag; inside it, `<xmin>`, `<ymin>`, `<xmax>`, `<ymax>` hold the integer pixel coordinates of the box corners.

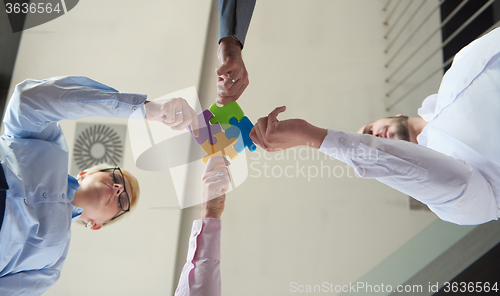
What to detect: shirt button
<box><xmin>62</xmin><ymin>193</ymin><xmax>66</xmax><ymax>199</ymax></box>
<box><xmin>43</xmin><ymin>192</ymin><xmax>48</xmax><ymax>198</ymax></box>
<box><xmin>132</xmin><ymin>98</ymin><xmax>138</xmax><ymax>104</ymax></box>
<box><xmin>132</xmin><ymin>106</ymin><xmax>138</xmax><ymax>111</ymax></box>
<box><xmin>339</xmin><ymin>138</ymin><xmax>345</xmax><ymax>145</ymax></box>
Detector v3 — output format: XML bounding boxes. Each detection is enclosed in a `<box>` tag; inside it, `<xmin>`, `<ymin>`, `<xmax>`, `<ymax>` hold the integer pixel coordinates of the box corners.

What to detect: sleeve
<box><xmin>0</xmin><ymin>248</ymin><xmax>67</xmax><ymax>296</ymax></box>
<box><xmin>175</xmin><ymin>218</ymin><xmax>221</xmax><ymax>296</ymax></box>
<box><xmin>319</xmin><ymin>129</ymin><xmax>498</xmax><ymax>225</ymax></box>
<box><xmin>0</xmin><ymin>269</ymin><xmax>59</xmax><ymax>296</ymax></box>
<box><xmin>3</xmin><ymin>76</ymin><xmax>147</xmax><ymax>141</ymax></box>
<box><xmin>218</xmin><ymin>0</ymin><xmax>256</xmax><ymax>48</ymax></box>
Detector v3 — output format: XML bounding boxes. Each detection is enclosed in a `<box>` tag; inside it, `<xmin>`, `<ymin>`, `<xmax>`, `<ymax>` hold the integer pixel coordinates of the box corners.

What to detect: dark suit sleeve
<box><xmin>218</xmin><ymin>0</ymin><xmax>256</xmax><ymax>48</ymax></box>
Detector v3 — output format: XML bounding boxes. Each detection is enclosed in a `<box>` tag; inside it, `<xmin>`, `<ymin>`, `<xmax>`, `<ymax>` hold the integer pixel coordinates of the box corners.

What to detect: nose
<box><xmin>113</xmin><ymin>184</ymin><xmax>124</xmax><ymax>196</ymax></box>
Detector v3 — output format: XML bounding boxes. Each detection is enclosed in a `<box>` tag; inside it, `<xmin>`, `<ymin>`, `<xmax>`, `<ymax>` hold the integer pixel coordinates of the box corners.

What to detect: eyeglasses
<box><xmin>100</xmin><ymin>167</ymin><xmax>131</xmax><ymax>220</ymax></box>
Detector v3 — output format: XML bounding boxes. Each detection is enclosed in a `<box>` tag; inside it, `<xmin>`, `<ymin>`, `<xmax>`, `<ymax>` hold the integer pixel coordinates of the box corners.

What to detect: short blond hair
<box><xmin>78</xmin><ymin>163</ymin><xmax>140</xmax><ymax>226</ymax></box>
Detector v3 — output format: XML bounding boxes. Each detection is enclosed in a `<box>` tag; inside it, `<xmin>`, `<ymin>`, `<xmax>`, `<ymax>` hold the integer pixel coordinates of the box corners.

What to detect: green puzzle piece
<box><xmin>209</xmin><ymin>101</ymin><xmax>245</xmax><ymax>130</ymax></box>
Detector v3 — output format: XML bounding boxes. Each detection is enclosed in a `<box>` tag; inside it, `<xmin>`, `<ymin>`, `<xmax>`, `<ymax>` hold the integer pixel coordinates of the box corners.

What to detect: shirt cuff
<box><xmin>117</xmin><ymin>93</ymin><xmax>147</xmax><ymax>119</ymax></box>
<box><xmin>186</xmin><ymin>218</ymin><xmax>221</xmax><ymax>262</ymax></box>
<box><xmin>319</xmin><ymin>129</ymin><xmax>365</xmax><ymax>161</ymax></box>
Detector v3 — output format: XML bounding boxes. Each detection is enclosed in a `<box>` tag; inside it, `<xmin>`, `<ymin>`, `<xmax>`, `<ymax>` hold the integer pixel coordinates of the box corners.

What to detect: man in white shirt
<box><xmin>249</xmin><ymin>27</ymin><xmax>500</xmax><ymax>226</ymax></box>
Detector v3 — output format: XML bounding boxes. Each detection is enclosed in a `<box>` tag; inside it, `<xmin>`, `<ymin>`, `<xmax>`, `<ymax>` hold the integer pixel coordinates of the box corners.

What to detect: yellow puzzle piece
<box><xmin>201</xmin><ymin>132</ymin><xmax>239</xmax><ymax>164</ymax></box>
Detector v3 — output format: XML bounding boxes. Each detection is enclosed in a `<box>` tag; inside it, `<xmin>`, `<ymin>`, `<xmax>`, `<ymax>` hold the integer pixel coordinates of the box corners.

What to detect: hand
<box><xmin>249</xmin><ymin>106</ymin><xmax>328</xmax><ymax>152</ymax></box>
<box><xmin>201</xmin><ymin>156</ymin><xmax>231</xmax><ymax>219</ymax></box>
<box><xmin>144</xmin><ymin>97</ymin><xmax>199</xmax><ymax>134</ymax></box>
<box><xmin>215</xmin><ymin>37</ymin><xmax>249</xmax><ymax>104</ymax></box>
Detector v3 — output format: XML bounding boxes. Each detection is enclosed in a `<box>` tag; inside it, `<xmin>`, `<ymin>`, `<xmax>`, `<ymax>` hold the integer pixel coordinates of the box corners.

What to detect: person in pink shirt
<box><xmin>175</xmin><ymin>156</ymin><xmax>231</xmax><ymax>296</ymax></box>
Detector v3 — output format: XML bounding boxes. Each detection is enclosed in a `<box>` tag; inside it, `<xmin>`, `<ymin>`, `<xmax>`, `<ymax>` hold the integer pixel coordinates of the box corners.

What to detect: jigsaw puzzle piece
<box><xmin>200</xmin><ymin>132</ymin><xmax>239</xmax><ymax>164</ymax></box>
<box><xmin>209</xmin><ymin>101</ymin><xmax>245</xmax><ymax>130</ymax></box>
<box><xmin>189</xmin><ymin>109</ymin><xmax>222</xmax><ymax>145</ymax></box>
<box><xmin>225</xmin><ymin>125</ymin><xmax>245</xmax><ymax>153</ymax></box>
<box><xmin>226</xmin><ymin>116</ymin><xmax>256</xmax><ymax>152</ymax></box>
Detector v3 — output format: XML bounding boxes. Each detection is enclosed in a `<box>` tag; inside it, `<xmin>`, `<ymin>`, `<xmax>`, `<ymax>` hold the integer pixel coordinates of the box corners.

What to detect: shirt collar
<box><xmin>70</xmin><ymin>204</ymin><xmax>83</xmax><ymax>224</ymax></box>
<box><xmin>68</xmin><ymin>175</ymin><xmax>83</xmax><ymax>223</ymax></box>
<box><xmin>67</xmin><ymin>175</ymin><xmax>80</xmax><ymax>201</ymax></box>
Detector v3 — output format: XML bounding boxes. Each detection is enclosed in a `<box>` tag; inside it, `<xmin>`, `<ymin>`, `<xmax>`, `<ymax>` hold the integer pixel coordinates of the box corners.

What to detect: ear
<box><xmin>90</xmin><ymin>223</ymin><xmax>102</xmax><ymax>230</ymax></box>
<box><xmin>77</xmin><ymin>171</ymin><xmax>87</xmax><ymax>181</ymax></box>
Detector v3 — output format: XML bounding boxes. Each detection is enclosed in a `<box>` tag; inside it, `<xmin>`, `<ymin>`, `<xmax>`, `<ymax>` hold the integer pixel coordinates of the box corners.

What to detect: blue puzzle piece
<box><xmin>226</xmin><ymin>116</ymin><xmax>256</xmax><ymax>152</ymax></box>
<box><xmin>189</xmin><ymin>109</ymin><xmax>222</xmax><ymax>145</ymax></box>
<box><xmin>225</xmin><ymin>125</ymin><xmax>245</xmax><ymax>153</ymax></box>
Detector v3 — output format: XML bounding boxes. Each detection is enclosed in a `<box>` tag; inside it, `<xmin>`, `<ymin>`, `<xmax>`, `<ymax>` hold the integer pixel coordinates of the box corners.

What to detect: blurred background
<box><xmin>1</xmin><ymin>0</ymin><xmax>500</xmax><ymax>295</ymax></box>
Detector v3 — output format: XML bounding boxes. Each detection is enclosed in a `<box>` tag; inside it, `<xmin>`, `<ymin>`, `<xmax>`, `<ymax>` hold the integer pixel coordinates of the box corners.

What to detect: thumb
<box><xmin>215</xmin><ymin>63</ymin><xmax>232</xmax><ymax>77</ymax></box>
<box><xmin>189</xmin><ymin>109</ymin><xmax>200</xmax><ymax>137</ymax></box>
<box><xmin>268</xmin><ymin>106</ymin><xmax>287</xmax><ymax>124</ymax></box>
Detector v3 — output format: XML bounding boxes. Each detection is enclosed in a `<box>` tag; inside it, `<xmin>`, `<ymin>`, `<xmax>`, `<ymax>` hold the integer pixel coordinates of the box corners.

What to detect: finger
<box><xmin>205</xmin><ymin>167</ymin><xmax>229</xmax><ymax>184</ymax></box>
<box><xmin>266</xmin><ymin>106</ymin><xmax>286</xmax><ymax>135</ymax></box>
<box><xmin>249</xmin><ymin>126</ymin><xmax>261</xmax><ymax>147</ymax></box>
<box><xmin>162</xmin><ymin>102</ymin><xmax>176</xmax><ymax>124</ymax></box>
<box><xmin>267</xmin><ymin>106</ymin><xmax>287</xmax><ymax>131</ymax></box>
<box><xmin>172</xmin><ymin>105</ymin><xmax>193</xmax><ymax>131</ymax></box>
<box><xmin>223</xmin><ymin>73</ymin><xmax>241</xmax><ymax>89</ymax></box>
<box><xmin>217</xmin><ymin>70</ymin><xmax>247</xmax><ymax>94</ymax></box>
<box><xmin>203</xmin><ymin>168</ymin><xmax>231</xmax><ymax>192</ymax></box>
<box><xmin>217</xmin><ymin>84</ymin><xmax>243</xmax><ymax>104</ymax></box>
<box><xmin>217</xmin><ymin>79</ymin><xmax>249</xmax><ymax>104</ymax></box>
<box><xmin>216</xmin><ymin>76</ymin><xmax>237</xmax><ymax>96</ymax></box>
<box><xmin>204</xmin><ymin>156</ymin><xmax>228</xmax><ymax>175</ymax></box>
<box><xmin>219</xmin><ymin>83</ymin><xmax>247</xmax><ymax>104</ymax></box>
<box><xmin>215</xmin><ymin>157</ymin><xmax>231</xmax><ymax>169</ymax></box>
<box><xmin>257</xmin><ymin>117</ymin><xmax>273</xmax><ymax>149</ymax></box>
<box><xmin>163</xmin><ymin>102</ymin><xmax>185</xmax><ymax>127</ymax></box>
<box><xmin>162</xmin><ymin>112</ymin><xmax>183</xmax><ymax>128</ymax></box>
<box><xmin>251</xmin><ymin>118</ymin><xmax>268</xmax><ymax>150</ymax></box>
<box><xmin>213</xmin><ymin>166</ymin><xmax>230</xmax><ymax>180</ymax></box>
<box><xmin>206</xmin><ymin>179</ymin><xmax>230</xmax><ymax>198</ymax></box>
<box><xmin>188</xmin><ymin>108</ymin><xmax>199</xmax><ymax>137</ymax></box>
<box><xmin>217</xmin><ymin>77</ymin><xmax>245</xmax><ymax>97</ymax></box>
<box><xmin>205</xmin><ymin>179</ymin><xmax>229</xmax><ymax>202</ymax></box>
<box><xmin>215</xmin><ymin>63</ymin><xmax>234</xmax><ymax>77</ymax></box>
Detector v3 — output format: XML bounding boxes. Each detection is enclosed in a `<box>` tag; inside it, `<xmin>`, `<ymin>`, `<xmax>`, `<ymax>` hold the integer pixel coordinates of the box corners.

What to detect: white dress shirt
<box><xmin>319</xmin><ymin>27</ymin><xmax>500</xmax><ymax>225</ymax></box>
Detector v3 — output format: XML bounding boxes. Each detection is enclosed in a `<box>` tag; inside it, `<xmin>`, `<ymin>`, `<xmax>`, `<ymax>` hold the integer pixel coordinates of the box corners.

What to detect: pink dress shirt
<box><xmin>175</xmin><ymin>218</ymin><xmax>221</xmax><ymax>296</ymax></box>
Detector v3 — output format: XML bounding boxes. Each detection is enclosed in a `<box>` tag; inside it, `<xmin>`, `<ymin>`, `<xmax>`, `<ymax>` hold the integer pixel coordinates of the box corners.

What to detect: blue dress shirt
<box><xmin>0</xmin><ymin>76</ymin><xmax>146</xmax><ymax>295</ymax></box>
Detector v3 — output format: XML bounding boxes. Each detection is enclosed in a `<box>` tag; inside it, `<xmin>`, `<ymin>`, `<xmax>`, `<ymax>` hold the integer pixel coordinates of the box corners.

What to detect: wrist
<box><xmin>201</xmin><ymin>209</ymin><xmax>222</xmax><ymax>219</ymax></box>
<box><xmin>302</xmin><ymin>123</ymin><xmax>327</xmax><ymax>149</ymax></box>
<box><xmin>219</xmin><ymin>36</ymin><xmax>242</xmax><ymax>49</ymax></box>
<box><xmin>218</xmin><ymin>37</ymin><xmax>242</xmax><ymax>59</ymax></box>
